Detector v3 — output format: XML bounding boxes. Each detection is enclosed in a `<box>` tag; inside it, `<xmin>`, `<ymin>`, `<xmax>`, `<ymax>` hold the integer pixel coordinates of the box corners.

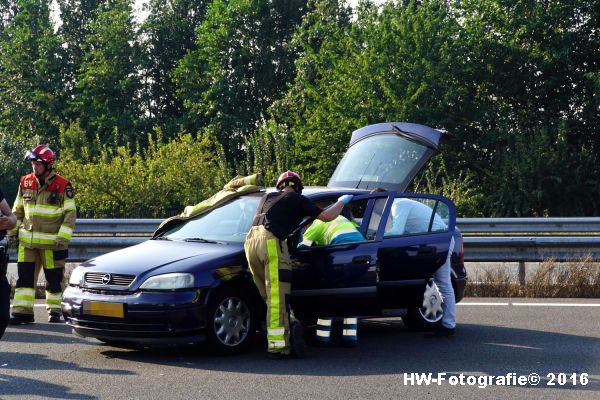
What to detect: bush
<box><xmin>59</xmin><ymin>132</ymin><xmax>229</xmax><ymax>218</ymax></box>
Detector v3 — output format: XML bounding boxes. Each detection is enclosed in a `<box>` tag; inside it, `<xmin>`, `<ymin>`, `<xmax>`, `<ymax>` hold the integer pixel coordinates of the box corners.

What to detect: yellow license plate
<box><xmin>83</xmin><ymin>301</ymin><xmax>125</xmax><ymax>318</ymax></box>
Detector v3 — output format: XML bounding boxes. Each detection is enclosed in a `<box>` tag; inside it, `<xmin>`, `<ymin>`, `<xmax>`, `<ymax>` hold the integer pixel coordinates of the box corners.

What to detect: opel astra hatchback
<box><xmin>62</xmin><ymin>122</ymin><xmax>467</xmax><ymax>354</ymax></box>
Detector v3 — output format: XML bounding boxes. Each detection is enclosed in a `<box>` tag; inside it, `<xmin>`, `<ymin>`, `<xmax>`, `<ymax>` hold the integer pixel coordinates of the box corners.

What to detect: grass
<box><xmin>466</xmin><ymin>255</ymin><xmax>600</xmax><ymax>298</ymax></box>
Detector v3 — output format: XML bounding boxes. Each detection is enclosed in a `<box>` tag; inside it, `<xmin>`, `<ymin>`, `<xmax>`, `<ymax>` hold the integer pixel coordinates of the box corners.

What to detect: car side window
<box><xmin>383</xmin><ymin>197</ymin><xmax>449</xmax><ymax>237</ymax></box>
<box><xmin>365</xmin><ymin>198</ymin><xmax>387</xmax><ymax>240</ymax></box>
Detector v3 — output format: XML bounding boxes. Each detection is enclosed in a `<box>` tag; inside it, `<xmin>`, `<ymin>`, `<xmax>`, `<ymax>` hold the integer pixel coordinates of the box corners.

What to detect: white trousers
<box><xmin>433</xmin><ymin>237</ymin><xmax>456</xmax><ymax>329</ymax></box>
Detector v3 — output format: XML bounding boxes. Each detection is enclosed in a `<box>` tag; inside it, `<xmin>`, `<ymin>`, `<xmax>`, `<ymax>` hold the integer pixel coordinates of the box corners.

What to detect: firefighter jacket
<box><xmin>9</xmin><ymin>172</ymin><xmax>77</xmax><ymax>249</ymax></box>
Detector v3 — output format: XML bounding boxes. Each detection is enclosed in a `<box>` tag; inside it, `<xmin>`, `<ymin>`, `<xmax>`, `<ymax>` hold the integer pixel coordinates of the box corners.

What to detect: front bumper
<box><xmin>61</xmin><ymin>286</ymin><xmax>208</xmax><ymax>344</ymax></box>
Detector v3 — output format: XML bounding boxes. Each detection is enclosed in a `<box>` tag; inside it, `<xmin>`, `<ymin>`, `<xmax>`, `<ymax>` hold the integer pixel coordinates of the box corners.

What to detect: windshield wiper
<box><xmin>183</xmin><ymin>238</ymin><xmax>226</xmax><ymax>244</ymax></box>
<box><xmin>153</xmin><ymin>236</ymin><xmax>172</xmax><ymax>241</ymax></box>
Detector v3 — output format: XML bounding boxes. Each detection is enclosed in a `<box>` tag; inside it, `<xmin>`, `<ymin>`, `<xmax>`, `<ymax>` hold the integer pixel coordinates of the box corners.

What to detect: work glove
<box><xmin>337</xmin><ymin>194</ymin><xmax>354</xmax><ymax>205</ymax></box>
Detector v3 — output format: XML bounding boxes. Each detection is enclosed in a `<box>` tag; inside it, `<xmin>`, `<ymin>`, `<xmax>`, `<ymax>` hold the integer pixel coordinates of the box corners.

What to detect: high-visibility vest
<box><xmin>302</xmin><ymin>216</ymin><xmax>364</xmax><ymax>246</ymax></box>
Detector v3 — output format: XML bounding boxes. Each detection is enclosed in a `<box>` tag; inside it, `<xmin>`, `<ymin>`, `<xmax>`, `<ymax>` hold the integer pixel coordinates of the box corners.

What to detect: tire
<box><xmin>205</xmin><ymin>286</ymin><xmax>257</xmax><ymax>355</ymax></box>
<box><xmin>402</xmin><ymin>279</ymin><xmax>444</xmax><ymax>331</ymax></box>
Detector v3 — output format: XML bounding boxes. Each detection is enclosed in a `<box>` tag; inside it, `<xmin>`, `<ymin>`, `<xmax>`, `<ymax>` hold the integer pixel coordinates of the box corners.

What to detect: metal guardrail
<box><xmin>5</xmin><ymin>218</ymin><xmax>600</xmax><ymax>263</ymax></box>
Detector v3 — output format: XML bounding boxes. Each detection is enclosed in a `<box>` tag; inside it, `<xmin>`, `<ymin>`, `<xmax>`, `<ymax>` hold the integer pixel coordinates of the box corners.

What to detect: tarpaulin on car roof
<box><xmin>153</xmin><ymin>173</ymin><xmax>264</xmax><ymax>237</ymax></box>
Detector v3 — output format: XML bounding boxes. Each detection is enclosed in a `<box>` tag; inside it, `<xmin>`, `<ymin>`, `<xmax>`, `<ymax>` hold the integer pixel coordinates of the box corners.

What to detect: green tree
<box><xmin>139</xmin><ymin>0</ymin><xmax>210</xmax><ymax>139</ymax></box>
<box><xmin>273</xmin><ymin>0</ymin><xmax>465</xmax><ymax>186</ymax></box>
<box><xmin>69</xmin><ymin>0</ymin><xmax>142</xmax><ymax>151</ymax></box>
<box><xmin>174</xmin><ymin>0</ymin><xmax>308</xmax><ymax>164</ymax></box>
<box><xmin>57</xmin><ymin>0</ymin><xmax>106</xmax><ymax>121</ymax></box>
<box><xmin>459</xmin><ymin>0</ymin><xmax>600</xmax><ymax>216</ymax></box>
<box><xmin>0</xmin><ymin>0</ymin><xmax>65</xmax><ymax>141</ymax></box>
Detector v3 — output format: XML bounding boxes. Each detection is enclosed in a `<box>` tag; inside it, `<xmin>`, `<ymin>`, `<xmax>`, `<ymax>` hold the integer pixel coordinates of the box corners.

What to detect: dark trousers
<box><xmin>0</xmin><ymin>276</ymin><xmax>9</xmax><ymax>340</ymax></box>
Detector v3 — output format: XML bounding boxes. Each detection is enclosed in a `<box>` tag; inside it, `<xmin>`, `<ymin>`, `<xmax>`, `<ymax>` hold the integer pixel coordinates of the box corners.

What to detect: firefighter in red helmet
<box><xmin>244</xmin><ymin>170</ymin><xmax>353</xmax><ymax>359</ymax></box>
<box><xmin>8</xmin><ymin>145</ymin><xmax>77</xmax><ymax>324</ymax></box>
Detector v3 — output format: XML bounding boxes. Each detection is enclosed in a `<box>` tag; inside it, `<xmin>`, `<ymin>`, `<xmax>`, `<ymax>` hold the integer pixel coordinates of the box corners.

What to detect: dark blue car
<box><xmin>62</xmin><ymin>122</ymin><xmax>467</xmax><ymax>354</ymax></box>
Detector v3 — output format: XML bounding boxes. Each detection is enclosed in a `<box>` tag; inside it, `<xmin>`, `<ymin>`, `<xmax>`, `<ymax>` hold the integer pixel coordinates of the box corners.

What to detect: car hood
<box><xmin>79</xmin><ymin>240</ymin><xmax>242</xmax><ymax>278</ymax></box>
<box><xmin>328</xmin><ymin>122</ymin><xmax>448</xmax><ymax>192</ymax></box>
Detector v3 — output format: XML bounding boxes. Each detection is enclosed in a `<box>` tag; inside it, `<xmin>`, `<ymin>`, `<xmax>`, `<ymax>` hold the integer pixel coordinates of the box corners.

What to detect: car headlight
<box><xmin>139</xmin><ymin>273</ymin><xmax>194</xmax><ymax>290</ymax></box>
<box><xmin>68</xmin><ymin>267</ymin><xmax>84</xmax><ymax>286</ymax></box>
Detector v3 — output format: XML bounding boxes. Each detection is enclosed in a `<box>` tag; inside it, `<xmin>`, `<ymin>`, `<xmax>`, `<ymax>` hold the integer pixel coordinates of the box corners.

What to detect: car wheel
<box><xmin>206</xmin><ymin>286</ymin><xmax>256</xmax><ymax>355</ymax></box>
<box><xmin>402</xmin><ymin>279</ymin><xmax>444</xmax><ymax>331</ymax></box>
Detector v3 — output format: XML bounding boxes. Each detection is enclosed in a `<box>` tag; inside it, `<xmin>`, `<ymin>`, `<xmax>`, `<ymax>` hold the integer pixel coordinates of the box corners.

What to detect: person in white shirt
<box><xmin>387</xmin><ymin>198</ymin><xmax>456</xmax><ymax>337</ymax></box>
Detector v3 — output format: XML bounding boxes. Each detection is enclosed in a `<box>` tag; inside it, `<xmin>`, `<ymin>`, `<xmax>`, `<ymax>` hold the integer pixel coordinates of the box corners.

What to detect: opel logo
<box><xmin>101</xmin><ymin>274</ymin><xmax>112</xmax><ymax>285</ymax></box>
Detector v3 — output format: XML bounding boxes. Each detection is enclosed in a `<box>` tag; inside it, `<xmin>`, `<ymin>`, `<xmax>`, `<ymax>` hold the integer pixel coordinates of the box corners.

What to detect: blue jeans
<box><xmin>433</xmin><ymin>237</ymin><xmax>456</xmax><ymax>329</ymax></box>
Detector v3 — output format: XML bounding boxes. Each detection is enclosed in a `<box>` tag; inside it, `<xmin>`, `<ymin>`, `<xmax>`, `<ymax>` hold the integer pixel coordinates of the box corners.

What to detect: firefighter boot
<box><xmin>290</xmin><ymin>320</ymin><xmax>307</xmax><ymax>359</ymax></box>
<box><xmin>9</xmin><ymin>313</ymin><xmax>34</xmax><ymax>325</ymax></box>
<box><xmin>48</xmin><ymin>312</ymin><xmax>61</xmax><ymax>323</ymax></box>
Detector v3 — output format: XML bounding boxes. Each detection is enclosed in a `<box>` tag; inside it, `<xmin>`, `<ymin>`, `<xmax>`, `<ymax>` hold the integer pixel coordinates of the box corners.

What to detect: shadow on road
<box><xmin>93</xmin><ymin>319</ymin><xmax>599</xmax><ymax>392</ymax></box>
<box><xmin>0</xmin><ymin>372</ymin><xmax>97</xmax><ymax>399</ymax></box>
<box><xmin>0</xmin><ymin>349</ymin><xmax>134</xmax><ymax>399</ymax></box>
<box><xmin>2</xmin><ymin>323</ymin><xmax>90</xmax><ymax>345</ymax></box>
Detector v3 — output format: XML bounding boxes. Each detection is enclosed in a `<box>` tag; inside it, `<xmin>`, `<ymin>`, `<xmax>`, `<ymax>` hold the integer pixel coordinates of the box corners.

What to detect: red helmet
<box><xmin>25</xmin><ymin>144</ymin><xmax>55</xmax><ymax>168</ymax></box>
<box><xmin>276</xmin><ymin>170</ymin><xmax>304</xmax><ymax>193</ymax></box>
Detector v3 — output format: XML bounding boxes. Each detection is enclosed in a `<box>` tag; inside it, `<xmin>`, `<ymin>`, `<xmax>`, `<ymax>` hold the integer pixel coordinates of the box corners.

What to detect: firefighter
<box><xmin>299</xmin><ymin>213</ymin><xmax>366</xmax><ymax>347</ymax></box>
<box><xmin>8</xmin><ymin>145</ymin><xmax>76</xmax><ymax>324</ymax></box>
<box><xmin>244</xmin><ymin>171</ymin><xmax>352</xmax><ymax>359</ymax></box>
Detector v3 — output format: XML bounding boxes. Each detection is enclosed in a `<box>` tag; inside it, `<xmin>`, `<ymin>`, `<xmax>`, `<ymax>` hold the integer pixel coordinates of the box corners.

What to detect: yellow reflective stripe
<box><xmin>45</xmin><ymin>292</ymin><xmax>62</xmax><ymax>305</ymax></box>
<box><xmin>15</xmin><ymin>288</ymin><xmax>35</xmax><ymax>297</ymax></box>
<box><xmin>64</xmin><ymin>199</ymin><xmax>76</xmax><ymax>210</ymax></box>
<box><xmin>18</xmin><ymin>245</ymin><xmax>25</xmax><ymax>262</ymax></box>
<box><xmin>19</xmin><ymin>230</ymin><xmax>58</xmax><ymax>245</ymax></box>
<box><xmin>23</xmin><ymin>207</ymin><xmax>64</xmax><ymax>217</ymax></box>
<box><xmin>14</xmin><ymin>288</ymin><xmax>35</xmax><ymax>307</ymax></box>
<box><xmin>57</xmin><ymin>225</ymin><xmax>73</xmax><ymax>240</ymax></box>
<box><xmin>268</xmin><ymin>340</ymin><xmax>286</xmax><ymax>350</ymax></box>
<box><xmin>266</xmin><ymin>239</ymin><xmax>281</xmax><ymax>332</ymax></box>
<box><xmin>12</xmin><ymin>299</ymin><xmax>34</xmax><ymax>307</ymax></box>
<box><xmin>44</xmin><ymin>249</ymin><xmax>55</xmax><ymax>269</ymax></box>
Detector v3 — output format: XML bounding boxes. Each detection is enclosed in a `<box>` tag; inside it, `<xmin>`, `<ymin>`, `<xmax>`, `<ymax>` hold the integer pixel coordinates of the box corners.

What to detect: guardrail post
<box><xmin>518</xmin><ymin>261</ymin><xmax>526</xmax><ymax>286</ymax></box>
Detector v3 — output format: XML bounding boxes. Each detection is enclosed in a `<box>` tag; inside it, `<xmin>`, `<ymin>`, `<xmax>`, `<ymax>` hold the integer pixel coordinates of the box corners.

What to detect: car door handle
<box><xmin>352</xmin><ymin>255</ymin><xmax>372</xmax><ymax>265</ymax></box>
<box><xmin>408</xmin><ymin>246</ymin><xmax>436</xmax><ymax>256</ymax></box>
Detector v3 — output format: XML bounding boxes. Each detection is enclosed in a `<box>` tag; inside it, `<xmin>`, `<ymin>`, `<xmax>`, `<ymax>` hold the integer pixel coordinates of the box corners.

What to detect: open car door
<box><xmin>289</xmin><ymin>192</ymin><xmax>390</xmax><ymax>319</ymax></box>
<box><xmin>375</xmin><ymin>193</ymin><xmax>457</xmax><ymax>309</ymax></box>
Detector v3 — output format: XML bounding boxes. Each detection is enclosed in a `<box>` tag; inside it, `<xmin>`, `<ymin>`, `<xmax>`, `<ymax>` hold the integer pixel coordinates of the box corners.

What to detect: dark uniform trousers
<box><xmin>244</xmin><ymin>225</ymin><xmax>293</xmax><ymax>355</ymax></box>
<box><xmin>12</xmin><ymin>246</ymin><xmax>67</xmax><ymax>316</ymax></box>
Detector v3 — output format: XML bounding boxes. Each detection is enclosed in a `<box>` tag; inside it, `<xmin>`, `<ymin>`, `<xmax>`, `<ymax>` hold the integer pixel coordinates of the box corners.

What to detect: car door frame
<box><xmin>288</xmin><ymin>192</ymin><xmax>391</xmax><ymax>319</ymax></box>
<box><xmin>375</xmin><ymin>192</ymin><xmax>457</xmax><ymax>309</ymax></box>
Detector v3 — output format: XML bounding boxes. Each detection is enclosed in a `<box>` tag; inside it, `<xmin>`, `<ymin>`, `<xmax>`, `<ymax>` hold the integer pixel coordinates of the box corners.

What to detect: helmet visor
<box><xmin>25</xmin><ymin>150</ymin><xmax>41</xmax><ymax>162</ymax></box>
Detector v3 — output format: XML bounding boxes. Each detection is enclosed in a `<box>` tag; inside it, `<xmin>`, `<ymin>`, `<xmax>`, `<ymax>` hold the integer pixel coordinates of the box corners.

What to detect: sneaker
<box><xmin>290</xmin><ymin>320</ymin><xmax>307</xmax><ymax>358</ymax></box>
<box><xmin>9</xmin><ymin>314</ymin><xmax>34</xmax><ymax>325</ymax></box>
<box><xmin>424</xmin><ymin>326</ymin><xmax>456</xmax><ymax>338</ymax></box>
<box><xmin>48</xmin><ymin>312</ymin><xmax>61</xmax><ymax>323</ymax></box>
<box><xmin>267</xmin><ymin>352</ymin><xmax>295</xmax><ymax>360</ymax></box>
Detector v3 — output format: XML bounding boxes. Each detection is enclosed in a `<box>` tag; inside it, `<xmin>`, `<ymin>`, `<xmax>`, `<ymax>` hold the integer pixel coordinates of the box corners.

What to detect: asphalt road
<box><xmin>1</xmin><ymin>298</ymin><xmax>599</xmax><ymax>400</ymax></box>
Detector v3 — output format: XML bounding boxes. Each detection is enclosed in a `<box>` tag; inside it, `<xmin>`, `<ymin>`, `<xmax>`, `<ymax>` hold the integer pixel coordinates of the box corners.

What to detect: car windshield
<box><xmin>161</xmin><ymin>195</ymin><xmax>262</xmax><ymax>243</ymax></box>
<box><xmin>329</xmin><ymin>133</ymin><xmax>429</xmax><ymax>191</ymax></box>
